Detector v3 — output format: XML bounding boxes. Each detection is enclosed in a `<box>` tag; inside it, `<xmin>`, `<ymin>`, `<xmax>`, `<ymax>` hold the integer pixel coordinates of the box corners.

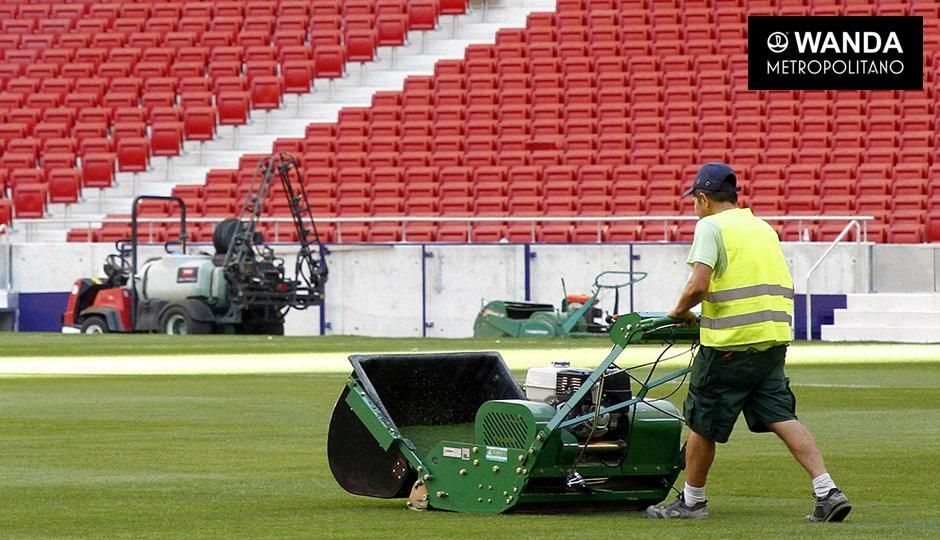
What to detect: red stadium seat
<box><xmin>217</xmin><ymin>92</ymin><xmax>251</xmax><ymax>126</ymax></box>
<box><xmin>376</xmin><ymin>14</ymin><xmax>407</xmax><ymax>47</ymax></box>
<box><xmin>81</xmin><ymin>153</ymin><xmax>116</xmax><ymax>188</ymax></box>
<box><xmin>282</xmin><ymin>62</ymin><xmax>314</xmax><ymax>94</ymax></box>
<box><xmin>250</xmin><ymin>76</ymin><xmax>283</xmax><ymax>110</ymax></box>
<box><xmin>408</xmin><ymin>0</ymin><xmax>438</xmax><ymax>31</ymax></box>
<box><xmin>346</xmin><ymin>30</ymin><xmax>377</xmax><ymax>63</ymax></box>
<box><xmin>13</xmin><ymin>184</ymin><xmax>47</xmax><ymax>218</ymax></box>
<box><xmin>183</xmin><ymin>106</ymin><xmax>217</xmax><ymax>141</ymax></box>
<box><xmin>47</xmin><ymin>169</ymin><xmax>81</xmax><ymax>204</ymax></box>
<box><xmin>314</xmin><ymin>46</ymin><xmax>346</xmax><ymax>79</ymax></box>
<box><xmin>117</xmin><ymin>138</ymin><xmax>150</xmax><ymax>172</ymax></box>
<box><xmin>151</xmin><ymin>122</ymin><xmax>184</xmax><ymax>157</ymax></box>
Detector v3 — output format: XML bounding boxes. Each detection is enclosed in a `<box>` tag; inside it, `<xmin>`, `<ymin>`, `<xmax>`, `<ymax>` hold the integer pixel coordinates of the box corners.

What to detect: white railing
<box><xmin>803</xmin><ymin>219</ymin><xmax>868</xmax><ymax>341</ymax></box>
<box><xmin>17</xmin><ymin>214</ymin><xmax>873</xmax><ymax>244</ymax></box>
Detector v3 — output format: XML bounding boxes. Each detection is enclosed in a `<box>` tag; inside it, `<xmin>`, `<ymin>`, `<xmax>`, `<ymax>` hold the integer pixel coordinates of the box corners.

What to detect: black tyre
<box><xmin>80</xmin><ymin>316</ymin><xmax>109</xmax><ymax>334</ymax></box>
<box><xmin>212</xmin><ymin>218</ymin><xmax>243</xmax><ymax>254</ymax></box>
<box><xmin>159</xmin><ymin>306</ymin><xmax>212</xmax><ymax>335</ymax></box>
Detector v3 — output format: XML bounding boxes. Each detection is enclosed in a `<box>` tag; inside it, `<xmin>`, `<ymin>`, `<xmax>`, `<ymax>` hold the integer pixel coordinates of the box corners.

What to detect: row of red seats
<box><xmin>287</xmin><ymin>118</ymin><xmax>940</xmax><ymax>144</ymax></box>
<box><xmin>310</xmin><ymin>119</ymin><xmax>937</xmax><ymax>143</ymax></box>
<box><xmin>0</xmin><ymin>25</ymin><xmax>402</xmax><ymax>54</ymax></box>
<box><xmin>0</xmin><ymin>0</ymin><xmax>412</xmax><ymax>19</ymax></box>
<box><xmin>427</xmin><ymin>62</ymin><xmax>939</xmax><ymax>89</ymax></box>
<box><xmin>537</xmin><ymin>1</ymin><xmax>940</xmax><ymax>31</ymax></box>
<box><xmin>189</xmin><ymin>161</ymin><xmax>940</xmax><ymax>189</ymax></box>
<box><xmin>176</xmin><ymin>147</ymin><xmax>934</xmax><ymax>170</ymax></box>
<box><xmin>66</xmin><ymin>214</ymin><xmax>940</xmax><ymax>245</ymax></box>
<box><xmin>292</xmin><ymin>115</ymin><xmax>940</xmax><ymax>140</ymax></box>
<box><xmin>172</xmin><ymin>191</ymin><xmax>932</xmax><ymax>219</ymax></box>
<box><xmin>6</xmin><ymin>96</ymin><xmax>939</xmax><ymax>141</ymax></box>
<box><xmin>296</xmin><ymin>114</ymin><xmax>938</xmax><ymax>137</ymax></box>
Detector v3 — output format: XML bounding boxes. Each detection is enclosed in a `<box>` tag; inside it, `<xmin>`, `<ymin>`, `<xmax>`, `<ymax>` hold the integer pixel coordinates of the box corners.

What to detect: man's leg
<box><xmin>645</xmin><ymin>429</ymin><xmax>714</xmax><ymax>519</ymax></box>
<box><xmin>767</xmin><ymin>419</ymin><xmax>826</xmax><ymax>478</ymax></box>
<box><xmin>685</xmin><ymin>428</ymin><xmax>716</xmax><ymax>488</ymax></box>
<box><xmin>768</xmin><ymin>419</ymin><xmax>852</xmax><ymax>522</ymax></box>
<box><xmin>646</xmin><ymin>346</ymin><xmax>727</xmax><ymax>519</ymax></box>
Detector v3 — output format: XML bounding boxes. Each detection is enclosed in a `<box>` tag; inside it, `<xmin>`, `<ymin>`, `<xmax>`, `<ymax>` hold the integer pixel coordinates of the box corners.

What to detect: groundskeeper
<box><xmin>645</xmin><ymin>163</ymin><xmax>852</xmax><ymax>522</ymax></box>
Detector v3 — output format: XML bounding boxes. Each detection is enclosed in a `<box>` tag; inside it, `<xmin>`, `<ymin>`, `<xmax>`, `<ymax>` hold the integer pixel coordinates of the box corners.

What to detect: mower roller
<box><xmin>328</xmin><ymin>313</ymin><xmax>699</xmax><ymax>514</ymax></box>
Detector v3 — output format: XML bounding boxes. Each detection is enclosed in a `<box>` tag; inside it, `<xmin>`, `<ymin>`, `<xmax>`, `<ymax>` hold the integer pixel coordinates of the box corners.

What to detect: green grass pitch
<box><xmin>0</xmin><ymin>336</ymin><xmax>937</xmax><ymax>538</ymax></box>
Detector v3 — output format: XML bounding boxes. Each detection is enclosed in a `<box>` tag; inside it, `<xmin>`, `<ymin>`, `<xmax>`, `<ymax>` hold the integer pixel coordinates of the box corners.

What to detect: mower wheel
<box><xmin>80</xmin><ymin>316</ymin><xmax>109</xmax><ymax>334</ymax></box>
<box><xmin>160</xmin><ymin>306</ymin><xmax>212</xmax><ymax>335</ymax></box>
<box><xmin>238</xmin><ymin>309</ymin><xmax>285</xmax><ymax>335</ymax></box>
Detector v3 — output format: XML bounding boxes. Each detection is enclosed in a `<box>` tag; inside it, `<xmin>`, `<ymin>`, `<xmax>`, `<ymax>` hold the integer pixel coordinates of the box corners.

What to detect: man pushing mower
<box><xmin>645</xmin><ymin>163</ymin><xmax>852</xmax><ymax>523</ymax></box>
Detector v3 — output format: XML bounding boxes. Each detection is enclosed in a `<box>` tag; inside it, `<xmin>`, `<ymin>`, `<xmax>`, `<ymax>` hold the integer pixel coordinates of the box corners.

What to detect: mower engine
<box><xmin>525</xmin><ymin>362</ymin><xmax>632</xmax><ymax>441</ymax></box>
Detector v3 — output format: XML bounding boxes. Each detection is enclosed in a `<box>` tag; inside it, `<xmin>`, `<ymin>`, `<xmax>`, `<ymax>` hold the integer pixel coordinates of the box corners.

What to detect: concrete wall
<box><xmin>424</xmin><ymin>245</ymin><xmax>525</xmax><ymax>338</ymax></box>
<box><xmin>6</xmin><ymin>240</ymin><xmax>935</xmax><ymax>336</ymax></box>
<box><xmin>870</xmin><ymin>244</ymin><xmax>940</xmax><ymax>293</ymax></box>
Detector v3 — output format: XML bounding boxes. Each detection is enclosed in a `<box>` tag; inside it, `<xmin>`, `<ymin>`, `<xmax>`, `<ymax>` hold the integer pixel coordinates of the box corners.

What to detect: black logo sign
<box><xmin>748</xmin><ymin>16</ymin><xmax>923</xmax><ymax>90</ymax></box>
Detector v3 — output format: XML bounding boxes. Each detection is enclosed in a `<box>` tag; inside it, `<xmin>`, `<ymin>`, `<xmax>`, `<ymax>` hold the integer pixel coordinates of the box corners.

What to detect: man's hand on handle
<box><xmin>668</xmin><ymin>309</ymin><xmax>698</xmax><ymax>328</ymax></box>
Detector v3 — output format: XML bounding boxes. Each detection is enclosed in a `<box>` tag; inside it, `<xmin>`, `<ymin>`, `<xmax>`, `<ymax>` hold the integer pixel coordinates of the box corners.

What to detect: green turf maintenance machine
<box><xmin>327</xmin><ymin>313</ymin><xmax>699</xmax><ymax>514</ymax></box>
<box><xmin>472</xmin><ymin>271</ymin><xmax>647</xmax><ymax>338</ymax></box>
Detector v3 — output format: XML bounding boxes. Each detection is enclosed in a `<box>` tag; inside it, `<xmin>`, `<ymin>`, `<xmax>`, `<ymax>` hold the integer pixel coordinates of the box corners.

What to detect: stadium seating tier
<box><xmin>0</xmin><ymin>0</ymin><xmax>935</xmax><ymax>243</ymax></box>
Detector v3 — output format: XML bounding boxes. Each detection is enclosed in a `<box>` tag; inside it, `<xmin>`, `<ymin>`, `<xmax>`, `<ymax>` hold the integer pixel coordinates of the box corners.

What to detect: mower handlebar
<box><xmin>593</xmin><ymin>270</ymin><xmax>648</xmax><ymax>290</ymax></box>
<box><xmin>608</xmin><ymin>312</ymin><xmax>700</xmax><ymax>345</ymax></box>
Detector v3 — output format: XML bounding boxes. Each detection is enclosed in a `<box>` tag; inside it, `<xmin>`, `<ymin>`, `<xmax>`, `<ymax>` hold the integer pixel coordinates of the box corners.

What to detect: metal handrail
<box><xmin>18</xmin><ymin>214</ymin><xmax>876</xmax><ymax>225</ymax></box>
<box><xmin>16</xmin><ymin>214</ymin><xmax>875</xmax><ymax>244</ymax></box>
<box><xmin>804</xmin><ymin>219</ymin><xmax>865</xmax><ymax>341</ymax></box>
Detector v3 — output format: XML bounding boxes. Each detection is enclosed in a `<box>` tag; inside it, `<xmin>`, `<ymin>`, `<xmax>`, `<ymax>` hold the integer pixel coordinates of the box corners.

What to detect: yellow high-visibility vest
<box><xmin>700</xmin><ymin>208</ymin><xmax>794</xmax><ymax>348</ymax></box>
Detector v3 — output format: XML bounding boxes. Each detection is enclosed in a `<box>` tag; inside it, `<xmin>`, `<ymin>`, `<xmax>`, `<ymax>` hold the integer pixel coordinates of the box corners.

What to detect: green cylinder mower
<box><xmin>472</xmin><ymin>271</ymin><xmax>647</xmax><ymax>338</ymax></box>
<box><xmin>327</xmin><ymin>313</ymin><xmax>699</xmax><ymax>514</ymax></box>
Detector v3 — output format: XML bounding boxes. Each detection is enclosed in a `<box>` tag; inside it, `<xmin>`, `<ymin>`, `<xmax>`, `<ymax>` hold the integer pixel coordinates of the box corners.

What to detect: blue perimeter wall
<box><xmin>18</xmin><ymin>292</ymin><xmax>69</xmax><ymax>332</ymax></box>
<box><xmin>17</xmin><ymin>290</ymin><xmax>847</xmax><ymax>339</ymax></box>
<box><xmin>793</xmin><ymin>294</ymin><xmax>848</xmax><ymax>340</ymax></box>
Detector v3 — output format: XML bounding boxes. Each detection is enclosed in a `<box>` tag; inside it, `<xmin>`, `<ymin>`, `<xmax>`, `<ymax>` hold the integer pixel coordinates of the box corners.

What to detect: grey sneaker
<box><xmin>645</xmin><ymin>493</ymin><xmax>709</xmax><ymax>519</ymax></box>
<box><xmin>805</xmin><ymin>488</ymin><xmax>852</xmax><ymax>522</ymax></box>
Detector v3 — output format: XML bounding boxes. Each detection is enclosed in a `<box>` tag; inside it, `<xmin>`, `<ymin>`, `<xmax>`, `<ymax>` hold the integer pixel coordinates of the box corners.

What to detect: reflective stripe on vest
<box><xmin>699</xmin><ymin>208</ymin><xmax>794</xmax><ymax>348</ymax></box>
<box><xmin>700</xmin><ymin>310</ymin><xmax>792</xmax><ymax>330</ymax></box>
<box><xmin>704</xmin><ymin>284</ymin><xmax>794</xmax><ymax>303</ymax></box>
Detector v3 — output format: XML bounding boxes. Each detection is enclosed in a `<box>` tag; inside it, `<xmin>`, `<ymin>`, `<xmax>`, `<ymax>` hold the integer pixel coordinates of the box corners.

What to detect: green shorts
<box><xmin>683</xmin><ymin>344</ymin><xmax>797</xmax><ymax>444</ymax></box>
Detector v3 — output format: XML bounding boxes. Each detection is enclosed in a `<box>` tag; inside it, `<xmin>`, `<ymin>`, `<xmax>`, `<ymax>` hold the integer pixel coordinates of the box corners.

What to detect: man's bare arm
<box><xmin>667</xmin><ymin>262</ymin><xmax>713</xmax><ymax>325</ymax></box>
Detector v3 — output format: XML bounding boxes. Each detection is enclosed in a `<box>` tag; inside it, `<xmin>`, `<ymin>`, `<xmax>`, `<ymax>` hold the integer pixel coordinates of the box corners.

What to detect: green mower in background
<box><xmin>327</xmin><ymin>313</ymin><xmax>699</xmax><ymax>514</ymax></box>
<box><xmin>472</xmin><ymin>271</ymin><xmax>648</xmax><ymax>338</ymax></box>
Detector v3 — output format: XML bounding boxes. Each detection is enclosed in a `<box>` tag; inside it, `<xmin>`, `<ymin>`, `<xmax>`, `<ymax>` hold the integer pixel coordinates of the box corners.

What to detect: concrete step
<box><xmin>845</xmin><ymin>293</ymin><xmax>940</xmax><ymax>312</ymax></box>
<box><xmin>820</xmin><ymin>325</ymin><xmax>940</xmax><ymax>343</ymax></box>
<box><xmin>833</xmin><ymin>309</ymin><xmax>940</xmax><ymax>327</ymax></box>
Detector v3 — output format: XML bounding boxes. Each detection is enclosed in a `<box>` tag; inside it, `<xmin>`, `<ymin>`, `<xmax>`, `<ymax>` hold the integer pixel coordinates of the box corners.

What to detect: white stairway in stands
<box><xmin>16</xmin><ymin>0</ymin><xmax>556</xmax><ymax>243</ymax></box>
<box><xmin>821</xmin><ymin>293</ymin><xmax>940</xmax><ymax>343</ymax></box>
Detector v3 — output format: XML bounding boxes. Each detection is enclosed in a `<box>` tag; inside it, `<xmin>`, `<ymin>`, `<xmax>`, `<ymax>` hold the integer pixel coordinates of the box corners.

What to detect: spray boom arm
<box><xmin>220</xmin><ymin>153</ymin><xmax>329</xmax><ymax>314</ymax></box>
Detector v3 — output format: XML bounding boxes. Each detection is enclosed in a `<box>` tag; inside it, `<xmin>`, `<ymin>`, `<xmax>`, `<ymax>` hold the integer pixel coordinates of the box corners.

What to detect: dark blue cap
<box><xmin>682</xmin><ymin>162</ymin><xmax>740</xmax><ymax>197</ymax></box>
